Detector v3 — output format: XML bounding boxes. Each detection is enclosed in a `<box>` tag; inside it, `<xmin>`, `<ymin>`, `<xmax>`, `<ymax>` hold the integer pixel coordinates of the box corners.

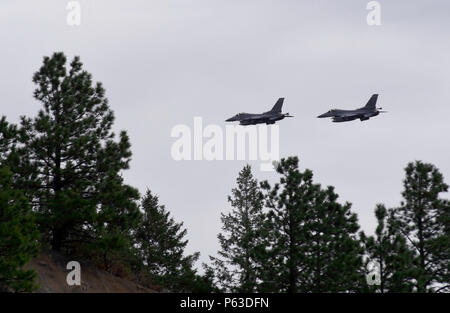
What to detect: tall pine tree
<box><xmin>362</xmin><ymin>204</ymin><xmax>415</xmax><ymax>292</ymax></box>
<box><xmin>0</xmin><ymin>167</ymin><xmax>40</xmax><ymax>292</ymax></box>
<box><xmin>209</xmin><ymin>165</ymin><xmax>266</xmax><ymax>292</ymax></box>
<box><xmin>135</xmin><ymin>190</ymin><xmax>200</xmax><ymax>292</ymax></box>
<box><xmin>261</xmin><ymin>156</ymin><xmax>365</xmax><ymax>292</ymax></box>
<box><xmin>19</xmin><ymin>52</ymin><xmax>140</xmax><ymax>256</ymax></box>
<box><xmin>302</xmin><ymin>185</ymin><xmax>366</xmax><ymax>292</ymax></box>
<box><xmin>393</xmin><ymin>161</ymin><xmax>449</xmax><ymax>292</ymax></box>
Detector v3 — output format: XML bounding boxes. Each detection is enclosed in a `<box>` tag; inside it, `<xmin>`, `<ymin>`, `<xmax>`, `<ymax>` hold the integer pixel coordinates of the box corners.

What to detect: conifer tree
<box><xmin>88</xmin><ymin>173</ymin><xmax>141</xmax><ymax>272</ymax></box>
<box><xmin>302</xmin><ymin>185</ymin><xmax>366</xmax><ymax>292</ymax></box>
<box><xmin>19</xmin><ymin>52</ymin><xmax>140</xmax><ymax>254</ymax></box>
<box><xmin>209</xmin><ymin>165</ymin><xmax>266</xmax><ymax>292</ymax></box>
<box><xmin>261</xmin><ymin>156</ymin><xmax>365</xmax><ymax>292</ymax></box>
<box><xmin>362</xmin><ymin>204</ymin><xmax>415</xmax><ymax>292</ymax></box>
<box><xmin>196</xmin><ymin>265</ymin><xmax>221</xmax><ymax>293</ymax></box>
<box><xmin>0</xmin><ymin>117</ymin><xmax>17</xmax><ymax>163</ymax></box>
<box><xmin>393</xmin><ymin>161</ymin><xmax>449</xmax><ymax>292</ymax></box>
<box><xmin>135</xmin><ymin>190</ymin><xmax>200</xmax><ymax>292</ymax></box>
<box><xmin>0</xmin><ymin>167</ymin><xmax>40</xmax><ymax>292</ymax></box>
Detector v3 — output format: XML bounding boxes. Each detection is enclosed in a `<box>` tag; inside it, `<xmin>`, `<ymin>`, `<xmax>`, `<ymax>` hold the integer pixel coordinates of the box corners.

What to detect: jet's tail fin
<box><xmin>364</xmin><ymin>94</ymin><xmax>378</xmax><ymax>110</ymax></box>
<box><xmin>270</xmin><ymin>98</ymin><xmax>284</xmax><ymax>113</ymax></box>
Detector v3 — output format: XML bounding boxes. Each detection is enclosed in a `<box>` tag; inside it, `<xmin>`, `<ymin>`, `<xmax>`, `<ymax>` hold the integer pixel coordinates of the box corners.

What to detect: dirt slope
<box><xmin>26</xmin><ymin>252</ymin><xmax>157</xmax><ymax>293</ymax></box>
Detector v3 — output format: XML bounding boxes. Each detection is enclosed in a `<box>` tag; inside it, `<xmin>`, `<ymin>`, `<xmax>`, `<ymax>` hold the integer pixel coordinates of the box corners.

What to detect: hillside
<box><xmin>25</xmin><ymin>252</ymin><xmax>158</xmax><ymax>293</ymax></box>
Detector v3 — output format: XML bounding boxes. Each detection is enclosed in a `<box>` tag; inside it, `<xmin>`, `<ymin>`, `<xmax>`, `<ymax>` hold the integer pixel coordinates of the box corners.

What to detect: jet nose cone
<box><xmin>317</xmin><ymin>111</ymin><xmax>334</xmax><ymax>118</ymax></box>
<box><xmin>226</xmin><ymin>116</ymin><xmax>235</xmax><ymax>122</ymax></box>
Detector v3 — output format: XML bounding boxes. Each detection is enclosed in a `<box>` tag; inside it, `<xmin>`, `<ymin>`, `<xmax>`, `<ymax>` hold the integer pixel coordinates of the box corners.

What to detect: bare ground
<box><xmin>25</xmin><ymin>252</ymin><xmax>158</xmax><ymax>293</ymax></box>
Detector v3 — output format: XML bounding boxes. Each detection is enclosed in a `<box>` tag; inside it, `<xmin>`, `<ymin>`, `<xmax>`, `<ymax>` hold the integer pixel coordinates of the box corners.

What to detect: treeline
<box><xmin>206</xmin><ymin>159</ymin><xmax>449</xmax><ymax>293</ymax></box>
<box><xmin>0</xmin><ymin>52</ymin><xmax>448</xmax><ymax>293</ymax></box>
<box><xmin>0</xmin><ymin>52</ymin><xmax>212</xmax><ymax>292</ymax></box>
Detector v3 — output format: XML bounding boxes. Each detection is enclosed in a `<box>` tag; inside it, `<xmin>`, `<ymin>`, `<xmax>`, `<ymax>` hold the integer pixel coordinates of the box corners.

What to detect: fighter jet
<box><xmin>317</xmin><ymin>94</ymin><xmax>387</xmax><ymax>122</ymax></box>
<box><xmin>225</xmin><ymin>98</ymin><xmax>293</xmax><ymax>125</ymax></box>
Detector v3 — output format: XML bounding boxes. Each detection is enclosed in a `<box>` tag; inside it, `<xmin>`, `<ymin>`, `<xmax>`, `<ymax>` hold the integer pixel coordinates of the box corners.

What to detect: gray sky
<box><xmin>1</xmin><ymin>0</ymin><xmax>449</xmax><ymax>269</ymax></box>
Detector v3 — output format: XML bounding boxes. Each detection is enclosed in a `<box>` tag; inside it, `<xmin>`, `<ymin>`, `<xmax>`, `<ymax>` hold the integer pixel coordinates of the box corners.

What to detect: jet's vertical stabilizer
<box><xmin>364</xmin><ymin>94</ymin><xmax>378</xmax><ymax>110</ymax></box>
<box><xmin>270</xmin><ymin>98</ymin><xmax>284</xmax><ymax>113</ymax></box>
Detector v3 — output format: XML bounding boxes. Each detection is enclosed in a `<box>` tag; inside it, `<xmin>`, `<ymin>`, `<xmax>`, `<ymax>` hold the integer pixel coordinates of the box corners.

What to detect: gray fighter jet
<box><xmin>317</xmin><ymin>94</ymin><xmax>386</xmax><ymax>122</ymax></box>
<box><xmin>226</xmin><ymin>98</ymin><xmax>293</xmax><ymax>125</ymax></box>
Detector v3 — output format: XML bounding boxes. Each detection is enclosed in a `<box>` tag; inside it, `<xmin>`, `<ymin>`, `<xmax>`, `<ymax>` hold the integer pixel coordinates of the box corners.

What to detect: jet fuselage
<box><xmin>226</xmin><ymin>98</ymin><xmax>292</xmax><ymax>125</ymax></box>
<box><xmin>317</xmin><ymin>94</ymin><xmax>385</xmax><ymax>123</ymax></box>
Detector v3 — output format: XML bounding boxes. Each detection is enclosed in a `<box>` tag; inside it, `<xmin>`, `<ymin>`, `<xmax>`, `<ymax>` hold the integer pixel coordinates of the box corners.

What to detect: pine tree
<box><xmin>209</xmin><ymin>165</ymin><xmax>266</xmax><ymax>292</ymax></box>
<box><xmin>362</xmin><ymin>204</ymin><xmax>415</xmax><ymax>292</ymax></box>
<box><xmin>261</xmin><ymin>156</ymin><xmax>365</xmax><ymax>292</ymax></box>
<box><xmin>302</xmin><ymin>185</ymin><xmax>366</xmax><ymax>292</ymax></box>
<box><xmin>135</xmin><ymin>190</ymin><xmax>200</xmax><ymax>292</ymax></box>
<box><xmin>0</xmin><ymin>116</ymin><xmax>39</xmax><ymax>204</ymax></box>
<box><xmin>195</xmin><ymin>265</ymin><xmax>221</xmax><ymax>293</ymax></box>
<box><xmin>435</xmin><ymin>198</ymin><xmax>450</xmax><ymax>292</ymax></box>
<box><xmin>0</xmin><ymin>167</ymin><xmax>40</xmax><ymax>292</ymax></box>
<box><xmin>393</xmin><ymin>161</ymin><xmax>449</xmax><ymax>292</ymax></box>
<box><xmin>0</xmin><ymin>117</ymin><xmax>17</xmax><ymax>163</ymax></box>
<box><xmin>260</xmin><ymin>157</ymin><xmax>315</xmax><ymax>292</ymax></box>
<box><xmin>88</xmin><ymin>174</ymin><xmax>141</xmax><ymax>273</ymax></box>
<box><xmin>19</xmin><ymin>52</ymin><xmax>140</xmax><ymax>255</ymax></box>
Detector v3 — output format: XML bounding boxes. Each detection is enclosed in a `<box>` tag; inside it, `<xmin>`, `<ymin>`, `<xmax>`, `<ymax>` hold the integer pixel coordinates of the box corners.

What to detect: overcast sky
<box><xmin>1</xmin><ymin>0</ymin><xmax>449</xmax><ymax>269</ymax></box>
